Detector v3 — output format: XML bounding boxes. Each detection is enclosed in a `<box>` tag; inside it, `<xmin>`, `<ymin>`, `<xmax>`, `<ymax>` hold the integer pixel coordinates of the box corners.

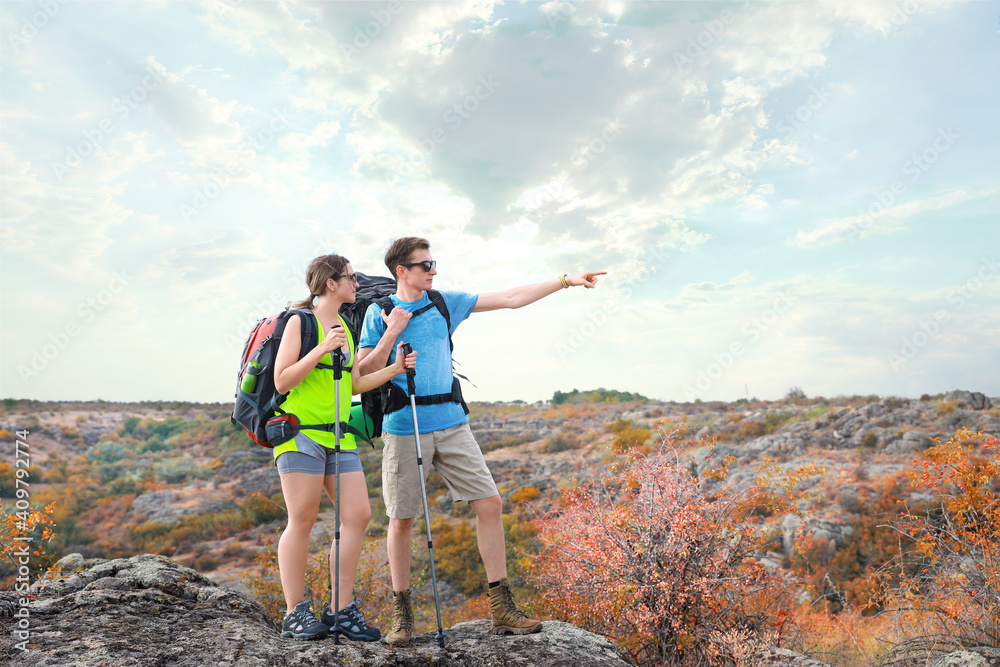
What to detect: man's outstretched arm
<box><xmin>472</xmin><ymin>271</ymin><xmax>606</xmax><ymax>312</ymax></box>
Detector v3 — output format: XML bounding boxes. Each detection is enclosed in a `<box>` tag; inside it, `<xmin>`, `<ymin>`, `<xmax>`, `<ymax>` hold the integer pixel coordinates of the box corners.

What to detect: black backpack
<box><xmin>339</xmin><ymin>272</ymin><xmax>468</xmax><ymax>438</ymax></box>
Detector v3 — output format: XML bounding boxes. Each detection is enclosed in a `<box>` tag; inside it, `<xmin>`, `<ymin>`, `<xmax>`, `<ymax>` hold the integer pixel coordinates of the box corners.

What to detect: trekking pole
<box><xmin>400</xmin><ymin>343</ymin><xmax>447</xmax><ymax>648</ymax></box>
<box><xmin>332</xmin><ymin>336</ymin><xmax>343</xmax><ymax>645</ymax></box>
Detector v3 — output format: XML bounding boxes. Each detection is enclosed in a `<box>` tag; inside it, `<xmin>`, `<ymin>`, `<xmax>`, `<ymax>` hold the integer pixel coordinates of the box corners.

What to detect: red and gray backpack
<box><xmin>231</xmin><ymin>308</ymin><xmax>371</xmax><ymax>448</ymax></box>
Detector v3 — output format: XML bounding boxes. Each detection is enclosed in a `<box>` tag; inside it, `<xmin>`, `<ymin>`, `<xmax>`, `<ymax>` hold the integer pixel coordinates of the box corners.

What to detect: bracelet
<box><xmin>559</xmin><ymin>274</ymin><xmax>568</xmax><ymax>289</ymax></box>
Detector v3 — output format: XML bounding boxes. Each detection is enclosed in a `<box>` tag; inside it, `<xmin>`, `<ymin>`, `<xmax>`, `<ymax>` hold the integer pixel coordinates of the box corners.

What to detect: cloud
<box><xmin>154</xmin><ymin>228</ymin><xmax>276</xmax><ymax>302</ymax></box>
<box><xmin>140</xmin><ymin>57</ymin><xmax>244</xmax><ymax>151</ymax></box>
<box><xmin>789</xmin><ymin>188</ymin><xmax>1000</xmax><ymax>249</ymax></box>
<box><xmin>0</xmin><ymin>142</ymin><xmax>133</xmax><ymax>279</ymax></box>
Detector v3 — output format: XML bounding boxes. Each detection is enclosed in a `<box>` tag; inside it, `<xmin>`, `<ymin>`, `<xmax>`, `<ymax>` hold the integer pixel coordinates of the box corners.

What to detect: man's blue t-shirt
<box><xmin>358</xmin><ymin>290</ymin><xmax>478</xmax><ymax>435</ymax></box>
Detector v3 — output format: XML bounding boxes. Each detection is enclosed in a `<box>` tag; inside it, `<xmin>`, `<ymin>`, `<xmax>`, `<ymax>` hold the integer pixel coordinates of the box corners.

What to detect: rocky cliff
<box><xmin>2</xmin><ymin>553</ymin><xmax>633</xmax><ymax>667</ymax></box>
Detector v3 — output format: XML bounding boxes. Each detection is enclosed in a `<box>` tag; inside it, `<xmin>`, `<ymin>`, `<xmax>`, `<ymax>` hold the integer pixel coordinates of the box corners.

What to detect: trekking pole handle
<box><xmin>400</xmin><ymin>343</ymin><xmax>416</xmax><ymax>395</ymax></box>
<box><xmin>332</xmin><ymin>325</ymin><xmax>343</xmax><ymax>380</ymax></box>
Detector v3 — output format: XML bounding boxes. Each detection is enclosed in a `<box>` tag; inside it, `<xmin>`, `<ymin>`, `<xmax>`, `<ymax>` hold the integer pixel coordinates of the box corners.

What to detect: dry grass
<box><xmin>791</xmin><ymin>607</ymin><xmax>966</xmax><ymax>666</ymax></box>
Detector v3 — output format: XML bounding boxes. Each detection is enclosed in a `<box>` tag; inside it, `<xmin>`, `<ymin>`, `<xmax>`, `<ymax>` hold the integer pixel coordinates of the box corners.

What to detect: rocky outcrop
<box><xmin>932</xmin><ymin>647</ymin><xmax>1000</xmax><ymax>666</ymax></box>
<box><xmin>2</xmin><ymin>553</ymin><xmax>634</xmax><ymax>667</ymax></box>
<box><xmin>128</xmin><ymin>489</ymin><xmax>237</xmax><ymax>526</ymax></box>
<box><xmin>944</xmin><ymin>390</ymin><xmax>992</xmax><ymax>411</ymax></box>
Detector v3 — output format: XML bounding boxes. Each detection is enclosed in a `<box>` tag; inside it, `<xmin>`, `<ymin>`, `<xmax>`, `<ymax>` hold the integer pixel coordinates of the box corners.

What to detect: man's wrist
<box><xmin>559</xmin><ymin>274</ymin><xmax>568</xmax><ymax>289</ymax></box>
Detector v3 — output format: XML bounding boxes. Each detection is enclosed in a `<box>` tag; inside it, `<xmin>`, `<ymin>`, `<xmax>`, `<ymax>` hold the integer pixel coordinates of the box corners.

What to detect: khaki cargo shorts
<box><xmin>381</xmin><ymin>422</ymin><xmax>498</xmax><ymax>519</ymax></box>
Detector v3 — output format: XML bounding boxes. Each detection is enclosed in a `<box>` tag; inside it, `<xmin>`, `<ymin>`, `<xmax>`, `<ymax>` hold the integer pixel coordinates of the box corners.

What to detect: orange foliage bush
<box><xmin>1</xmin><ymin>498</ymin><xmax>57</xmax><ymax>586</ymax></box>
<box><xmin>870</xmin><ymin>428</ymin><xmax>1000</xmax><ymax>650</ymax></box>
<box><xmin>524</xmin><ymin>427</ymin><xmax>823</xmax><ymax>666</ymax></box>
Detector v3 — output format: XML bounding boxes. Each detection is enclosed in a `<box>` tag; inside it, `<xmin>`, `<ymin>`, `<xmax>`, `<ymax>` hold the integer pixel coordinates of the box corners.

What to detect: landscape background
<box><xmin>2</xmin><ymin>0</ymin><xmax>999</xmax><ymax>407</ymax></box>
<box><xmin>2</xmin><ymin>387</ymin><xmax>997</xmax><ymax>664</ymax></box>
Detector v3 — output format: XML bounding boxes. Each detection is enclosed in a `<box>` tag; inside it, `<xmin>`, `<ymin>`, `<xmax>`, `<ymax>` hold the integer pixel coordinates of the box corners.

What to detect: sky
<box><xmin>1</xmin><ymin>0</ymin><xmax>998</xmax><ymax>405</ymax></box>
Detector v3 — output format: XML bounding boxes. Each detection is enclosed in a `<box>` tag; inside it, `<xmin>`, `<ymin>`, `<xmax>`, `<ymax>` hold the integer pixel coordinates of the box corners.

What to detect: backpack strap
<box><xmin>293</xmin><ymin>309</ymin><xmax>319</xmax><ymax>359</ymax></box>
<box><xmin>270</xmin><ymin>415</ymin><xmax>374</xmax><ymax>449</ymax></box>
<box><xmin>295</xmin><ymin>421</ymin><xmax>374</xmax><ymax>448</ymax></box>
<box><xmin>377</xmin><ymin>290</ymin><xmax>469</xmax><ymax>415</ymax></box>
<box><xmin>425</xmin><ymin>289</ymin><xmax>453</xmax><ymax>352</ymax></box>
<box><xmin>412</xmin><ymin>377</ymin><xmax>469</xmax><ymax>415</ymax></box>
<box><xmin>299</xmin><ymin>309</ymin><xmax>354</xmax><ymax>373</ymax></box>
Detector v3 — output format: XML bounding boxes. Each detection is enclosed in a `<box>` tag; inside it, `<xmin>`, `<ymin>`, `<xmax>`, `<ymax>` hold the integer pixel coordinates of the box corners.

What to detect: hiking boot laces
<box><xmin>501</xmin><ymin>587</ymin><xmax>530</xmax><ymax>621</ymax></box>
<box><xmin>392</xmin><ymin>594</ymin><xmax>413</xmax><ymax>633</ymax></box>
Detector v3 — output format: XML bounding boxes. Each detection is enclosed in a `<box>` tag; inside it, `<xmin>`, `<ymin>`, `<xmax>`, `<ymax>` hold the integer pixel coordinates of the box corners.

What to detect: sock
<box><xmin>488</xmin><ymin>580</ymin><xmax>501</xmax><ymax>589</ymax></box>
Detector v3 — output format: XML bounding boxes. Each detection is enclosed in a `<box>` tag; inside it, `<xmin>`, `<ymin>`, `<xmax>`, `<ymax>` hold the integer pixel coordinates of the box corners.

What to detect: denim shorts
<box><xmin>275</xmin><ymin>433</ymin><xmax>363</xmax><ymax>475</ymax></box>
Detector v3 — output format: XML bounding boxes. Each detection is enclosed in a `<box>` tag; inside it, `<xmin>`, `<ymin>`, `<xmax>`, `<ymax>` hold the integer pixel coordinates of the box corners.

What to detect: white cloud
<box><xmin>153</xmin><ymin>228</ymin><xmax>276</xmax><ymax>303</ymax></box>
<box><xmin>790</xmin><ymin>188</ymin><xmax>999</xmax><ymax>248</ymax></box>
<box><xmin>0</xmin><ymin>142</ymin><xmax>133</xmax><ymax>278</ymax></box>
<box><xmin>141</xmin><ymin>57</ymin><xmax>244</xmax><ymax>151</ymax></box>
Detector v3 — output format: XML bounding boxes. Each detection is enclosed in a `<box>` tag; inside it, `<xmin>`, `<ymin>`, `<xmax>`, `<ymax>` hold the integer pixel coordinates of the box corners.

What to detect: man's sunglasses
<box><xmin>400</xmin><ymin>260</ymin><xmax>437</xmax><ymax>272</ymax></box>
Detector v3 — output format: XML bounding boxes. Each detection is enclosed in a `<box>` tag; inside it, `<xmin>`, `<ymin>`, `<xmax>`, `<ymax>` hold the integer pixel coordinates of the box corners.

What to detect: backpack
<box><xmin>338</xmin><ymin>272</ymin><xmax>469</xmax><ymax>439</ymax></box>
<box><xmin>231</xmin><ymin>308</ymin><xmax>370</xmax><ymax>448</ymax></box>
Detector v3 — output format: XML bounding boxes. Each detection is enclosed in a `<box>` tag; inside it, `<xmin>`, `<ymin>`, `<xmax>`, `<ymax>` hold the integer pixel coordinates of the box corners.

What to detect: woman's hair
<box><xmin>290</xmin><ymin>254</ymin><xmax>350</xmax><ymax>309</ymax></box>
<box><xmin>384</xmin><ymin>237</ymin><xmax>430</xmax><ymax>280</ymax></box>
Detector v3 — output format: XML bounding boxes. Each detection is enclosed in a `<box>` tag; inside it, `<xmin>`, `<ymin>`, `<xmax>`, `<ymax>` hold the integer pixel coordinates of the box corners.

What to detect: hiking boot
<box><xmin>489</xmin><ymin>578</ymin><xmax>542</xmax><ymax>635</ymax></box>
<box><xmin>384</xmin><ymin>589</ymin><xmax>413</xmax><ymax>647</ymax></box>
<box><xmin>321</xmin><ymin>601</ymin><xmax>381</xmax><ymax>642</ymax></box>
<box><xmin>281</xmin><ymin>600</ymin><xmax>329</xmax><ymax>640</ymax></box>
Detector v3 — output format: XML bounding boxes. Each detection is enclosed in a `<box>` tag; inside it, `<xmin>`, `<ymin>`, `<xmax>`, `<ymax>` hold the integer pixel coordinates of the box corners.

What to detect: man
<box><xmin>357</xmin><ymin>237</ymin><xmax>604</xmax><ymax>646</ymax></box>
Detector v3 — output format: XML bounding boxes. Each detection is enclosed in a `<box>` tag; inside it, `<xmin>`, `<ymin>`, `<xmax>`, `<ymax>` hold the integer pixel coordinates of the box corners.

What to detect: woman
<box><xmin>272</xmin><ymin>254</ymin><xmax>415</xmax><ymax>641</ymax></box>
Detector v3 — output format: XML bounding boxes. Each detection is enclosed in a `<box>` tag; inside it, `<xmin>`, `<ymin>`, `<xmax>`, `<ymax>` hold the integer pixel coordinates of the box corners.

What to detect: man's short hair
<box><xmin>384</xmin><ymin>237</ymin><xmax>430</xmax><ymax>279</ymax></box>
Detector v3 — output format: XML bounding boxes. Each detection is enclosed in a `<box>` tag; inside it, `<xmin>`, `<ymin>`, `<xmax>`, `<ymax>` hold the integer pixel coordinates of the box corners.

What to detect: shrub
<box><xmin>481</xmin><ymin>432</ymin><xmax>535</xmax><ymax>454</ymax></box>
<box><xmin>195</xmin><ymin>554</ymin><xmax>222</xmax><ymax>571</ymax></box>
<box><xmin>0</xmin><ymin>499</ymin><xmax>57</xmax><ymax>585</ymax></box>
<box><xmin>608</xmin><ymin>419</ymin><xmax>652</xmax><ymax>455</ymax></box>
<box><xmin>524</xmin><ymin>428</ymin><xmax>823</xmax><ymax>666</ymax></box>
<box><xmin>241</xmin><ymin>493</ymin><xmax>285</xmax><ymax>525</ymax></box>
<box><xmin>153</xmin><ymin>457</ymin><xmax>206</xmax><ymax>484</ymax></box>
<box><xmin>870</xmin><ymin>428</ymin><xmax>1000</xmax><ymax>652</ymax></box>
<box><xmin>432</xmin><ymin>518</ymin><xmax>484</xmax><ymax>596</ymax></box>
<box><xmin>541</xmin><ymin>431</ymin><xmax>581</xmax><ymax>453</ymax></box>
<box><xmin>89</xmin><ymin>441</ymin><xmax>131</xmax><ymax>464</ymax></box>
<box><xmin>786</xmin><ymin>387</ymin><xmax>807</xmax><ymax>401</ymax></box>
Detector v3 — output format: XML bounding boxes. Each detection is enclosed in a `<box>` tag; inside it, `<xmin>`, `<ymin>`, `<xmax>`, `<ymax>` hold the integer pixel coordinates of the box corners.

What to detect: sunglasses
<box><xmin>400</xmin><ymin>260</ymin><xmax>437</xmax><ymax>272</ymax></box>
<box><xmin>334</xmin><ymin>273</ymin><xmax>359</xmax><ymax>284</ymax></box>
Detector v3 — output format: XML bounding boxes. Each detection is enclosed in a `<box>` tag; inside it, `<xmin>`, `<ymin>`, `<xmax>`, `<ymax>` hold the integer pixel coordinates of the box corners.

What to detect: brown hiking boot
<box><xmin>384</xmin><ymin>589</ymin><xmax>413</xmax><ymax>647</ymax></box>
<box><xmin>488</xmin><ymin>578</ymin><xmax>542</xmax><ymax>635</ymax></box>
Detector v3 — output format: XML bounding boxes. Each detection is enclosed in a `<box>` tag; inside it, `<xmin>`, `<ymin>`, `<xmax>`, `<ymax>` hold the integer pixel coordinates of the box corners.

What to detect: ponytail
<box><xmin>291</xmin><ymin>255</ymin><xmax>349</xmax><ymax>310</ymax></box>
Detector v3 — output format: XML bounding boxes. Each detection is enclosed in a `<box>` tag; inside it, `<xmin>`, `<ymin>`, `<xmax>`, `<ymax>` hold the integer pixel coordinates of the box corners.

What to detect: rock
<box><xmin>743</xmin><ymin>432</ymin><xmax>810</xmax><ymax>459</ymax></box>
<box><xmin>756</xmin><ymin>647</ymin><xmax>832</xmax><ymax>666</ymax></box>
<box><xmin>944</xmin><ymin>390</ymin><xmax>992</xmax><ymax>410</ymax></box>
<box><xmin>128</xmin><ymin>490</ymin><xmax>198</xmax><ymax>525</ymax></box>
<box><xmin>52</xmin><ymin>553</ymin><xmax>85</xmax><ymax>573</ymax></box>
<box><xmin>930</xmin><ymin>647</ymin><xmax>1000</xmax><ymax>666</ymax></box>
<box><xmin>233</xmin><ymin>466</ymin><xmax>283</xmax><ymax>498</ymax></box>
<box><xmin>2</xmin><ymin>553</ymin><xmax>633</xmax><ymax>667</ymax></box>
